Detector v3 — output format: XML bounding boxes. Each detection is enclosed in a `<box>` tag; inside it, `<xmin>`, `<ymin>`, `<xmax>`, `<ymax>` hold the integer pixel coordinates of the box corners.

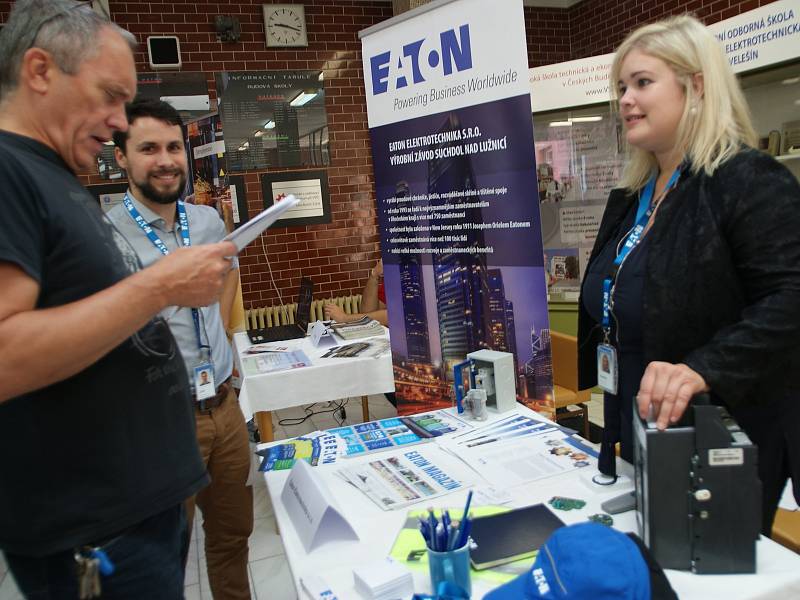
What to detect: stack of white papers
<box><xmin>353</xmin><ymin>558</ymin><xmax>413</xmax><ymax>600</ymax></box>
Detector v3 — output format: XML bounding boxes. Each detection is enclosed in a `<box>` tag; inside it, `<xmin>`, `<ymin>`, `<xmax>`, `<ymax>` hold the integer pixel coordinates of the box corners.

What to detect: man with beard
<box><xmin>107</xmin><ymin>98</ymin><xmax>253</xmax><ymax>600</ymax></box>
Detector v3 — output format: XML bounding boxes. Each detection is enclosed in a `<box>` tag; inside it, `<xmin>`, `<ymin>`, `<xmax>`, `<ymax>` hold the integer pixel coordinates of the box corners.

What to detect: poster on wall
<box><xmin>534</xmin><ymin>114</ymin><xmax>625</xmax><ymax>301</ymax></box>
<box><xmin>215</xmin><ymin>71</ymin><xmax>329</xmax><ymax>172</ymax></box>
<box><xmin>184</xmin><ymin>113</ymin><xmax>238</xmax><ymax>232</ymax></box>
<box><xmin>360</xmin><ymin>0</ymin><xmax>554</xmax><ymax>417</ymax></box>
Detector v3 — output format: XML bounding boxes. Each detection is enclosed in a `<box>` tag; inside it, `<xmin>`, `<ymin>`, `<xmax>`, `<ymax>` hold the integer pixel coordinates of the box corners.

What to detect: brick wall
<box><xmin>568</xmin><ymin>0</ymin><xmax>776</xmax><ymax>58</ymax></box>
<box><xmin>106</xmin><ymin>0</ymin><xmax>393</xmax><ymax>307</ymax></box>
<box><xmin>524</xmin><ymin>6</ymin><xmax>572</xmax><ymax>67</ymax></box>
<box><xmin>0</xmin><ymin>0</ymin><xmax>780</xmax><ymax>308</ymax></box>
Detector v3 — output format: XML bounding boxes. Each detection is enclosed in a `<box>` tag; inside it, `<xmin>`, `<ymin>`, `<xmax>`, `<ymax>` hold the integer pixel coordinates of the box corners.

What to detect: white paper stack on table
<box><xmin>353</xmin><ymin>558</ymin><xmax>413</xmax><ymax>600</ymax></box>
<box><xmin>331</xmin><ymin>316</ymin><xmax>385</xmax><ymax>340</ymax></box>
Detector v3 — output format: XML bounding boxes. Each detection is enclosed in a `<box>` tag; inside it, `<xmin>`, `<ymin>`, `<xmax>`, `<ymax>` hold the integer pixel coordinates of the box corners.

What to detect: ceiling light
<box><xmin>570</xmin><ymin>116</ymin><xmax>603</xmax><ymax>122</ymax></box>
<box><xmin>254</xmin><ymin>130</ymin><xmax>264</xmax><ymax>137</ymax></box>
<box><xmin>782</xmin><ymin>77</ymin><xmax>800</xmax><ymax>85</ymax></box>
<box><xmin>264</xmin><ymin>120</ymin><xmax>275</xmax><ymax>129</ymax></box>
<box><xmin>290</xmin><ymin>91</ymin><xmax>317</xmax><ymax>107</ymax></box>
<box><xmin>549</xmin><ymin>121</ymin><xmax>573</xmax><ymax>127</ymax></box>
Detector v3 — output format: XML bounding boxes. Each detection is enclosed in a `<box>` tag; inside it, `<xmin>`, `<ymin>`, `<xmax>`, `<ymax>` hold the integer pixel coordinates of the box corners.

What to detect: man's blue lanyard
<box><xmin>601</xmin><ymin>168</ymin><xmax>681</xmax><ymax>338</ymax></box>
<box><xmin>123</xmin><ymin>194</ymin><xmax>208</xmax><ymax>354</ymax></box>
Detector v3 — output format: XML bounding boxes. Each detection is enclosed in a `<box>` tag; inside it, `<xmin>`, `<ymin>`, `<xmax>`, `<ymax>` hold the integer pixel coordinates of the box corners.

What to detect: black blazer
<box><xmin>577</xmin><ymin>148</ymin><xmax>800</xmax><ymax>409</ymax></box>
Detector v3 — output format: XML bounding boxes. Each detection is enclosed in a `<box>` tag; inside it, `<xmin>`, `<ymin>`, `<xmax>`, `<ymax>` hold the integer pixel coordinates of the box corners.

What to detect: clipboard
<box><xmin>223</xmin><ymin>194</ymin><xmax>300</xmax><ymax>252</ymax></box>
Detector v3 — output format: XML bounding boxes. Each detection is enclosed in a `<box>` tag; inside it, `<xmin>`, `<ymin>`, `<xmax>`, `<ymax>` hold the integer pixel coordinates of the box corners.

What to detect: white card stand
<box><xmin>281</xmin><ymin>459</ymin><xmax>358</xmax><ymax>552</ymax></box>
<box><xmin>309</xmin><ymin>320</ymin><xmax>338</xmax><ymax>349</ymax></box>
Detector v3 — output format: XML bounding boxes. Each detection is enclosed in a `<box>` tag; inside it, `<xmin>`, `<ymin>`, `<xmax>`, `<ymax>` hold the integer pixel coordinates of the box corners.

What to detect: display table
<box><xmin>232</xmin><ymin>331</ymin><xmax>395</xmax><ymax>442</ymax></box>
<box><xmin>262</xmin><ymin>404</ymin><xmax>800</xmax><ymax>599</ymax></box>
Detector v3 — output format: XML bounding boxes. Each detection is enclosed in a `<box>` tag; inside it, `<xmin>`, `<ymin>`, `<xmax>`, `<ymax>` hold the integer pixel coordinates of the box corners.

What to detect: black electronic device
<box><xmin>633</xmin><ymin>396</ymin><xmax>761</xmax><ymax>573</ymax></box>
<box><xmin>146</xmin><ymin>36</ymin><xmax>181</xmax><ymax>70</ymax></box>
<box><xmin>247</xmin><ymin>278</ymin><xmax>313</xmax><ymax>344</ymax></box>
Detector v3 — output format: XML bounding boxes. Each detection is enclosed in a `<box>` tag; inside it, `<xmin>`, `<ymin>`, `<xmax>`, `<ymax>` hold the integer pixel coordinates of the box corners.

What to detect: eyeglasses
<box><xmin>26</xmin><ymin>1</ymin><xmax>93</xmax><ymax>52</ymax></box>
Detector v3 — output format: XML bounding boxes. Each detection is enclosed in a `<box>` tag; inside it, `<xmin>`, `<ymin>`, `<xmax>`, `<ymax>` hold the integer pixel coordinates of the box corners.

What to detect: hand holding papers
<box><xmin>223</xmin><ymin>194</ymin><xmax>300</xmax><ymax>252</ymax></box>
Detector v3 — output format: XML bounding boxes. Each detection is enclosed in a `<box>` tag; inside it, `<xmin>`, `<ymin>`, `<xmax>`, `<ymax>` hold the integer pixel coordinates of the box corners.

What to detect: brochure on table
<box><xmin>337</xmin><ymin>447</ymin><xmax>467</xmax><ymax>511</ymax></box>
<box><xmin>438</xmin><ymin>413</ymin><xmax>599</xmax><ymax>489</ymax></box>
<box><xmin>331</xmin><ymin>410</ymin><xmax>472</xmax><ymax>456</ymax></box>
<box><xmin>257</xmin><ymin>431</ymin><xmax>341</xmax><ymax>472</ymax></box>
<box><xmin>240</xmin><ymin>349</ymin><xmax>311</xmax><ymax>376</ymax></box>
<box><xmin>281</xmin><ymin>459</ymin><xmax>359</xmax><ymax>553</ymax></box>
<box><xmin>258</xmin><ymin>409</ymin><xmax>474</xmax><ymax>472</ymax></box>
<box><xmin>320</xmin><ymin>338</ymin><xmax>390</xmax><ymax>359</ymax></box>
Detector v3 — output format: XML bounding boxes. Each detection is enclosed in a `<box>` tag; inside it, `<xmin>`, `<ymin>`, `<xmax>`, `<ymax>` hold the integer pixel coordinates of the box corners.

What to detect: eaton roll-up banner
<box><xmin>360</xmin><ymin>0</ymin><xmax>554</xmax><ymax>417</ymax></box>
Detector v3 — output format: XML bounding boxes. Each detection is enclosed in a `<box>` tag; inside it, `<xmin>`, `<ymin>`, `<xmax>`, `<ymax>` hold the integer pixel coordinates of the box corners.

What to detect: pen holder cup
<box><xmin>427</xmin><ymin>542</ymin><xmax>472</xmax><ymax>597</ymax></box>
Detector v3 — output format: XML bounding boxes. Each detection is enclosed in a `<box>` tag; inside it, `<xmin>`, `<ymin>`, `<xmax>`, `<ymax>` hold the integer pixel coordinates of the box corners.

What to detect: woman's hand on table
<box><xmin>637</xmin><ymin>361</ymin><xmax>709</xmax><ymax>430</ymax></box>
<box><xmin>323</xmin><ymin>303</ymin><xmax>348</xmax><ymax>323</ymax></box>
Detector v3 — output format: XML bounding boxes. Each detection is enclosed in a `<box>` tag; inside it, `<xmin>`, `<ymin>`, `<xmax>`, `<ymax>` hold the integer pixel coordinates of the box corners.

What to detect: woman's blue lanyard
<box><xmin>123</xmin><ymin>194</ymin><xmax>209</xmax><ymax>355</ymax></box>
<box><xmin>601</xmin><ymin>168</ymin><xmax>681</xmax><ymax>342</ymax></box>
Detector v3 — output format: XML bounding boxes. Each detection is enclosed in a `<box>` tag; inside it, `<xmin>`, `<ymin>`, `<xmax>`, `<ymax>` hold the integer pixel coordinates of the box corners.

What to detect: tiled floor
<box><xmin>0</xmin><ymin>394</ymin><xmax>397</xmax><ymax>600</ymax></box>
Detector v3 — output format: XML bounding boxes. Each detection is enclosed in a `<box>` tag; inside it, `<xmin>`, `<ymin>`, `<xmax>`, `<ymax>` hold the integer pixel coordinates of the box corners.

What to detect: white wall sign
<box><xmin>529</xmin><ymin>0</ymin><xmax>800</xmax><ymax>112</ymax></box>
<box><xmin>708</xmin><ymin>0</ymin><xmax>800</xmax><ymax>74</ymax></box>
<box><xmin>280</xmin><ymin>459</ymin><xmax>359</xmax><ymax>553</ymax></box>
<box><xmin>273</xmin><ymin>179</ymin><xmax>324</xmax><ymax>219</ymax></box>
<box><xmin>529</xmin><ymin>53</ymin><xmax>614</xmax><ymax>112</ymax></box>
<box><xmin>193</xmin><ymin>140</ymin><xmax>226</xmax><ymax>160</ymax></box>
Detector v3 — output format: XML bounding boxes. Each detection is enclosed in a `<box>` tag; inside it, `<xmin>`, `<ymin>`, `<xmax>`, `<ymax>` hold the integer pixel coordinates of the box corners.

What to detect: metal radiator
<box><xmin>244</xmin><ymin>295</ymin><xmax>362</xmax><ymax>329</ymax></box>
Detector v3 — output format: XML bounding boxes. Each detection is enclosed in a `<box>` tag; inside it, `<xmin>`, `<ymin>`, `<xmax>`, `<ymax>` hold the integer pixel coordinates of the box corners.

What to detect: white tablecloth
<box><xmin>233</xmin><ymin>331</ymin><xmax>395</xmax><ymax>418</ymax></box>
<box><xmin>263</xmin><ymin>405</ymin><xmax>800</xmax><ymax>600</ymax></box>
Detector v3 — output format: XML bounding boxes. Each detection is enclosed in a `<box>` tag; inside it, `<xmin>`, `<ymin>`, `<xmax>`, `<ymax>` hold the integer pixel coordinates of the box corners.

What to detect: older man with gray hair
<box><xmin>0</xmin><ymin>1</ymin><xmax>235</xmax><ymax>597</ymax></box>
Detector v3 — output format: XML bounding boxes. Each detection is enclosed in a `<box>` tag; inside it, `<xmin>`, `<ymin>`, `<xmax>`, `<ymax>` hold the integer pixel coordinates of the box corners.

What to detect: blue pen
<box><xmin>447</xmin><ymin>521</ymin><xmax>459</xmax><ymax>551</ymax></box>
<box><xmin>419</xmin><ymin>522</ymin><xmax>432</xmax><ymax>548</ymax></box>
<box><xmin>460</xmin><ymin>491</ymin><xmax>473</xmax><ymax>524</ymax></box>
<box><xmin>452</xmin><ymin>491</ymin><xmax>473</xmax><ymax>550</ymax></box>
<box><xmin>427</xmin><ymin>508</ymin><xmax>438</xmax><ymax>547</ymax></box>
<box><xmin>435</xmin><ymin>523</ymin><xmax>446</xmax><ymax>552</ymax></box>
<box><xmin>458</xmin><ymin>516</ymin><xmax>472</xmax><ymax>549</ymax></box>
<box><xmin>442</xmin><ymin>509</ymin><xmax>451</xmax><ymax>530</ymax></box>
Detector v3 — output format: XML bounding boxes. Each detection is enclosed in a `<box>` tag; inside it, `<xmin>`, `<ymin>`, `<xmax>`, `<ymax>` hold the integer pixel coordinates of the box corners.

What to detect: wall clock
<box><xmin>263</xmin><ymin>4</ymin><xmax>308</xmax><ymax>47</ymax></box>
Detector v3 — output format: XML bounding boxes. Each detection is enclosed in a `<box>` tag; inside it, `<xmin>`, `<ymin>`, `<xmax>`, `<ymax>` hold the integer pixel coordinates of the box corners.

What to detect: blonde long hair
<box><xmin>610</xmin><ymin>14</ymin><xmax>758</xmax><ymax>191</ymax></box>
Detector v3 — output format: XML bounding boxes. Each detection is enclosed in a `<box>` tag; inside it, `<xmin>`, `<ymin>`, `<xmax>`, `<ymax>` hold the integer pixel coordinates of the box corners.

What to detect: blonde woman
<box><xmin>577</xmin><ymin>14</ymin><xmax>800</xmax><ymax>535</ymax></box>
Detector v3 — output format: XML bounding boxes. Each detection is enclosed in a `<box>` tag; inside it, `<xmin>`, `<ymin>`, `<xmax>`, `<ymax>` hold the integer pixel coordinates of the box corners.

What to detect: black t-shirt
<box><xmin>0</xmin><ymin>131</ymin><xmax>208</xmax><ymax>557</ymax></box>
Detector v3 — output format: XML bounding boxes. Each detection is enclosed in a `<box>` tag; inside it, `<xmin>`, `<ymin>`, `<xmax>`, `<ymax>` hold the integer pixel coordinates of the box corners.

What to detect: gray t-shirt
<box><xmin>107</xmin><ymin>194</ymin><xmax>235</xmax><ymax>388</ymax></box>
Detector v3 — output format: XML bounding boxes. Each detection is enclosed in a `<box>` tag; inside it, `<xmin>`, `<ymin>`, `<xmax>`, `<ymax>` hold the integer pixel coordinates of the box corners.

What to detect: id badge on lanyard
<box><xmin>597</xmin><ymin>343</ymin><xmax>618</xmax><ymax>394</ymax></box>
<box><xmin>597</xmin><ymin>169</ymin><xmax>680</xmax><ymax>394</ymax></box>
<box><xmin>124</xmin><ymin>195</ymin><xmax>215</xmax><ymax>399</ymax></box>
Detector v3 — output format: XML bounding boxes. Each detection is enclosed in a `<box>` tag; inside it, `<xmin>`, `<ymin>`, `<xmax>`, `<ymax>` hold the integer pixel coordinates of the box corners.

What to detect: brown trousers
<box><xmin>186</xmin><ymin>387</ymin><xmax>254</xmax><ymax>600</ymax></box>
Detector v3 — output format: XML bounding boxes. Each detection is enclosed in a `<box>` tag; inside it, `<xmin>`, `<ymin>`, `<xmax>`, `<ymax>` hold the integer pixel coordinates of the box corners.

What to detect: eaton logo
<box><xmin>370</xmin><ymin>24</ymin><xmax>472</xmax><ymax>95</ymax></box>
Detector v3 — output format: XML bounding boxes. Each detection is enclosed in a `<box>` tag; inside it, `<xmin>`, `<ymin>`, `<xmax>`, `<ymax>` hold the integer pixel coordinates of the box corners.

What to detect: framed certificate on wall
<box><xmin>260</xmin><ymin>170</ymin><xmax>331</xmax><ymax>228</ymax></box>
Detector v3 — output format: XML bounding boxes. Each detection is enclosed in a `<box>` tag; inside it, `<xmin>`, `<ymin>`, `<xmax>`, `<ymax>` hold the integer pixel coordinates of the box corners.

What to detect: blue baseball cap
<box><xmin>484</xmin><ymin>523</ymin><xmax>650</xmax><ymax>600</ymax></box>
